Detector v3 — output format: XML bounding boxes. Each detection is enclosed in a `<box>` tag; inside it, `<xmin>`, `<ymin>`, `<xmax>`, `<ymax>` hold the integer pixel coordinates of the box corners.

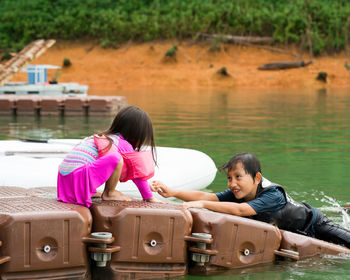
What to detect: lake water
<box><xmin>1</xmin><ymin>88</ymin><xmax>350</xmax><ymax>279</ymax></box>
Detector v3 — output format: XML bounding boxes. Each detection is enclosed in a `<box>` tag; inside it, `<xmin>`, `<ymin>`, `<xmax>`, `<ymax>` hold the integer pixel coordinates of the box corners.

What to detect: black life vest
<box><xmin>252</xmin><ymin>178</ymin><xmax>316</xmax><ymax>236</ymax></box>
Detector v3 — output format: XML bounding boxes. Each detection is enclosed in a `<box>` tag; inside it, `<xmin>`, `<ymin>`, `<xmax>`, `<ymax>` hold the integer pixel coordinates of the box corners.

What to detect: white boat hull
<box><xmin>0</xmin><ymin>140</ymin><xmax>217</xmax><ymax>198</ymax></box>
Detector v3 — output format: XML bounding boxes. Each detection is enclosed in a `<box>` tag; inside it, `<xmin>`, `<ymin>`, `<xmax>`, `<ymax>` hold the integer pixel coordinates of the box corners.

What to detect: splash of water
<box><xmin>318</xmin><ymin>193</ymin><xmax>350</xmax><ymax>229</ymax></box>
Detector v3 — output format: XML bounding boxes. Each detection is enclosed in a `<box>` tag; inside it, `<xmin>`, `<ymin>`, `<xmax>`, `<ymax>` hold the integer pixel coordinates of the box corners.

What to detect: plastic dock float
<box><xmin>0</xmin><ymin>186</ymin><xmax>349</xmax><ymax>279</ymax></box>
<box><xmin>0</xmin><ymin>95</ymin><xmax>127</xmax><ymax>116</ymax></box>
<box><xmin>89</xmin><ymin>200</ymin><xmax>193</xmax><ymax>280</ymax></box>
<box><xmin>0</xmin><ymin>98</ymin><xmax>15</xmax><ymax>116</ymax></box>
<box><xmin>276</xmin><ymin>230</ymin><xmax>350</xmax><ymax>260</ymax></box>
<box><xmin>187</xmin><ymin>208</ymin><xmax>282</xmax><ymax>274</ymax></box>
<box><xmin>0</xmin><ymin>187</ymin><xmax>92</xmax><ymax>280</ymax></box>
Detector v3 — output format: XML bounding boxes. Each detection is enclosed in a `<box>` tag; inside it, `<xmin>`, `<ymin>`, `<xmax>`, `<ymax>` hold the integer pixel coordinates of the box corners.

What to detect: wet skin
<box><xmin>227</xmin><ymin>162</ymin><xmax>261</xmax><ymax>201</ymax></box>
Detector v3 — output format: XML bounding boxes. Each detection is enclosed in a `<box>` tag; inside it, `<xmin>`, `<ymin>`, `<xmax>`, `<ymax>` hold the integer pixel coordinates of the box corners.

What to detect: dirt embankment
<box><xmin>10</xmin><ymin>40</ymin><xmax>350</xmax><ymax>93</ymax></box>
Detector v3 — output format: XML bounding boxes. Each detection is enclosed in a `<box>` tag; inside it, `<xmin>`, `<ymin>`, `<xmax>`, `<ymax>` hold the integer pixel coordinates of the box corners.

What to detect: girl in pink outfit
<box><xmin>57</xmin><ymin>106</ymin><xmax>159</xmax><ymax>207</ymax></box>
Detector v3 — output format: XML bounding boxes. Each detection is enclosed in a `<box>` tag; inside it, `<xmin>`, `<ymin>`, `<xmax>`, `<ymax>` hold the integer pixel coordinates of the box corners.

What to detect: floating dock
<box><xmin>0</xmin><ymin>39</ymin><xmax>127</xmax><ymax>116</ymax></box>
<box><xmin>0</xmin><ymin>95</ymin><xmax>127</xmax><ymax>116</ymax></box>
<box><xmin>0</xmin><ymin>187</ymin><xmax>91</xmax><ymax>280</ymax></box>
<box><xmin>0</xmin><ymin>186</ymin><xmax>349</xmax><ymax>280</ymax></box>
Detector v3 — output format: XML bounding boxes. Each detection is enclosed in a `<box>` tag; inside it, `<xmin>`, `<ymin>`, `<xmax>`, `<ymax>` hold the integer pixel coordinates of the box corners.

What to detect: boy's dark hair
<box><xmin>219</xmin><ymin>153</ymin><xmax>261</xmax><ymax>181</ymax></box>
<box><xmin>103</xmin><ymin>105</ymin><xmax>156</xmax><ymax>163</ymax></box>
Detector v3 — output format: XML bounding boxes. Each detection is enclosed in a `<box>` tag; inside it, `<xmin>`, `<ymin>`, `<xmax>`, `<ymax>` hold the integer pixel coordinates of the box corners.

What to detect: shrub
<box><xmin>316</xmin><ymin>71</ymin><xmax>327</xmax><ymax>82</ymax></box>
<box><xmin>63</xmin><ymin>58</ymin><xmax>72</xmax><ymax>67</ymax></box>
<box><xmin>1</xmin><ymin>52</ymin><xmax>12</xmax><ymax>61</ymax></box>
<box><xmin>165</xmin><ymin>45</ymin><xmax>178</xmax><ymax>57</ymax></box>
<box><xmin>217</xmin><ymin>66</ymin><xmax>229</xmax><ymax>76</ymax></box>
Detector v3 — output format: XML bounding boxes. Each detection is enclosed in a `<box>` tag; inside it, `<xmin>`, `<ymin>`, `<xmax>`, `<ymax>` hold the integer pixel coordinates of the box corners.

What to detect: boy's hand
<box><xmin>182</xmin><ymin>201</ymin><xmax>204</xmax><ymax>209</ymax></box>
<box><xmin>150</xmin><ymin>180</ymin><xmax>175</xmax><ymax>198</ymax></box>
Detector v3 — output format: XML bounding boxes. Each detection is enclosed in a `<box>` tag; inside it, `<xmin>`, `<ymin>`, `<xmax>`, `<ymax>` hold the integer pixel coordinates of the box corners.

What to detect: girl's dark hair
<box><xmin>101</xmin><ymin>106</ymin><xmax>156</xmax><ymax>163</ymax></box>
<box><xmin>219</xmin><ymin>153</ymin><xmax>261</xmax><ymax>181</ymax></box>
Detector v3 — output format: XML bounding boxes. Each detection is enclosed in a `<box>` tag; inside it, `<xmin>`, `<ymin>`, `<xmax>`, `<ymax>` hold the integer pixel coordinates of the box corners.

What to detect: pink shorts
<box><xmin>57</xmin><ymin>153</ymin><xmax>121</xmax><ymax>207</ymax></box>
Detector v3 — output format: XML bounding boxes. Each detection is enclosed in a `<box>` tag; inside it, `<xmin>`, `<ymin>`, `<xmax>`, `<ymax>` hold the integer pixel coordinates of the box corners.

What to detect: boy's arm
<box><xmin>151</xmin><ymin>180</ymin><xmax>218</xmax><ymax>202</ymax></box>
<box><xmin>183</xmin><ymin>200</ymin><xmax>257</xmax><ymax>216</ymax></box>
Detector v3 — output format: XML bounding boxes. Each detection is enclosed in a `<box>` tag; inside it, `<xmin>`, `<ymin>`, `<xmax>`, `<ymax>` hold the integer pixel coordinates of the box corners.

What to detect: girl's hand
<box><xmin>150</xmin><ymin>180</ymin><xmax>174</xmax><ymax>198</ymax></box>
<box><xmin>182</xmin><ymin>201</ymin><xmax>205</xmax><ymax>209</ymax></box>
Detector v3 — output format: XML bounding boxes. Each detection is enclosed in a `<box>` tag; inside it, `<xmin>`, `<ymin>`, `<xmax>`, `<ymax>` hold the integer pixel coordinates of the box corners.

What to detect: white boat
<box><xmin>0</xmin><ymin>65</ymin><xmax>88</xmax><ymax>96</ymax></box>
<box><xmin>0</xmin><ymin>81</ymin><xmax>88</xmax><ymax>95</ymax></box>
<box><xmin>0</xmin><ymin>139</ymin><xmax>217</xmax><ymax>198</ymax></box>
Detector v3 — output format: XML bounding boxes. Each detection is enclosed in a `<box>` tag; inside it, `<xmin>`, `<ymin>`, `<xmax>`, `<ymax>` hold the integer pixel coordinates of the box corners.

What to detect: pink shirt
<box><xmin>111</xmin><ymin>135</ymin><xmax>153</xmax><ymax>199</ymax></box>
<box><xmin>59</xmin><ymin>134</ymin><xmax>153</xmax><ymax>200</ymax></box>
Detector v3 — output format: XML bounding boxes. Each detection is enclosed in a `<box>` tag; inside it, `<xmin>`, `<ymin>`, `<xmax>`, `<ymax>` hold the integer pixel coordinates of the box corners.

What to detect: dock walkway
<box><xmin>0</xmin><ymin>95</ymin><xmax>127</xmax><ymax>116</ymax></box>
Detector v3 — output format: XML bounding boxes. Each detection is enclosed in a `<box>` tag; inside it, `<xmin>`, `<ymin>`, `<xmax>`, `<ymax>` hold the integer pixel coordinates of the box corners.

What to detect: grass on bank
<box><xmin>1</xmin><ymin>0</ymin><xmax>350</xmax><ymax>55</ymax></box>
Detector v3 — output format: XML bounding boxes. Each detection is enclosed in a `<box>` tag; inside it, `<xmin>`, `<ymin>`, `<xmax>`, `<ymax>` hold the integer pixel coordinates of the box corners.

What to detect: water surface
<box><xmin>1</xmin><ymin>88</ymin><xmax>349</xmax><ymax>279</ymax></box>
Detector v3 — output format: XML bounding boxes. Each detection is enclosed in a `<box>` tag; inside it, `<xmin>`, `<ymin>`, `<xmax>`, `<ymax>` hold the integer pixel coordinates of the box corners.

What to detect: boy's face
<box><xmin>227</xmin><ymin>162</ymin><xmax>261</xmax><ymax>201</ymax></box>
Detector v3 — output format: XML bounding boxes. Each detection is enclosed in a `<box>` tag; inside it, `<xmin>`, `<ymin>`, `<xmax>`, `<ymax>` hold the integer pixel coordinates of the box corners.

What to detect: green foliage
<box><xmin>344</xmin><ymin>62</ymin><xmax>350</xmax><ymax>71</ymax></box>
<box><xmin>316</xmin><ymin>71</ymin><xmax>327</xmax><ymax>82</ymax></box>
<box><xmin>165</xmin><ymin>45</ymin><xmax>177</xmax><ymax>57</ymax></box>
<box><xmin>0</xmin><ymin>0</ymin><xmax>349</xmax><ymax>54</ymax></box>
<box><xmin>63</xmin><ymin>58</ymin><xmax>72</xmax><ymax>67</ymax></box>
<box><xmin>217</xmin><ymin>66</ymin><xmax>229</xmax><ymax>76</ymax></box>
<box><xmin>1</xmin><ymin>51</ymin><xmax>12</xmax><ymax>61</ymax></box>
<box><xmin>209</xmin><ymin>38</ymin><xmax>222</xmax><ymax>52</ymax></box>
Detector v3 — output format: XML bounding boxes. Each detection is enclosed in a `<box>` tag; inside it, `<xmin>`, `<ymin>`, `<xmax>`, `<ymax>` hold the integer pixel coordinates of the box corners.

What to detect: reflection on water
<box><xmin>186</xmin><ymin>254</ymin><xmax>350</xmax><ymax>280</ymax></box>
<box><xmin>2</xmin><ymin>115</ymin><xmax>112</xmax><ymax>140</ymax></box>
<box><xmin>1</xmin><ymin>88</ymin><xmax>350</xmax><ymax>279</ymax></box>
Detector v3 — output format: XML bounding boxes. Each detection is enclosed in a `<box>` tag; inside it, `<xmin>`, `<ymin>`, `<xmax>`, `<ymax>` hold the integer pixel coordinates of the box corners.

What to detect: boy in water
<box><xmin>151</xmin><ymin>153</ymin><xmax>350</xmax><ymax>248</ymax></box>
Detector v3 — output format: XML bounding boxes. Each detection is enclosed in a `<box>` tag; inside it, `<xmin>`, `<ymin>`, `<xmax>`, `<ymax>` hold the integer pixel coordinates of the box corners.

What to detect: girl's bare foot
<box><xmin>101</xmin><ymin>190</ymin><xmax>131</xmax><ymax>201</ymax></box>
<box><xmin>144</xmin><ymin>196</ymin><xmax>165</xmax><ymax>203</ymax></box>
<box><xmin>92</xmin><ymin>191</ymin><xmax>102</xmax><ymax>198</ymax></box>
